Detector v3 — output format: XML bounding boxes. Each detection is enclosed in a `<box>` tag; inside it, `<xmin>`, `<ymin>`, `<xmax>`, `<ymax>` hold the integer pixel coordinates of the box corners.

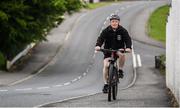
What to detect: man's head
<box><xmin>109</xmin><ymin>14</ymin><xmax>120</xmax><ymax>29</ymax></box>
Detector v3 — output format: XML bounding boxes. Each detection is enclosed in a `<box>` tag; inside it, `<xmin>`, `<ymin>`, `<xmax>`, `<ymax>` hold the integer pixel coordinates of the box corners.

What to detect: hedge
<box><xmin>0</xmin><ymin>0</ymin><xmax>84</xmax><ymax>69</ymax></box>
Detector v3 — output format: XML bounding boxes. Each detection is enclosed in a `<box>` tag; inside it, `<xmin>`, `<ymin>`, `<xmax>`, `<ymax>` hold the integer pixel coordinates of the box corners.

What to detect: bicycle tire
<box><xmin>112</xmin><ymin>82</ymin><xmax>118</xmax><ymax>100</ymax></box>
<box><xmin>112</xmin><ymin>68</ymin><xmax>118</xmax><ymax>100</ymax></box>
<box><xmin>108</xmin><ymin>64</ymin><xmax>114</xmax><ymax>102</ymax></box>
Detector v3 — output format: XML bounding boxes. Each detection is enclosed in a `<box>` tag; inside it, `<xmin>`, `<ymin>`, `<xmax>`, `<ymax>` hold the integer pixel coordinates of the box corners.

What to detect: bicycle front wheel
<box><xmin>112</xmin><ymin>68</ymin><xmax>118</xmax><ymax>100</ymax></box>
<box><xmin>113</xmin><ymin>82</ymin><xmax>118</xmax><ymax>100</ymax></box>
<box><xmin>108</xmin><ymin>64</ymin><xmax>114</xmax><ymax>102</ymax></box>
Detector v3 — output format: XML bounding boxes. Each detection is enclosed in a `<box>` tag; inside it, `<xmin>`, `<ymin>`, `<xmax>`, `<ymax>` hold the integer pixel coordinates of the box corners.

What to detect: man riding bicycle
<box><xmin>95</xmin><ymin>14</ymin><xmax>132</xmax><ymax>93</ymax></box>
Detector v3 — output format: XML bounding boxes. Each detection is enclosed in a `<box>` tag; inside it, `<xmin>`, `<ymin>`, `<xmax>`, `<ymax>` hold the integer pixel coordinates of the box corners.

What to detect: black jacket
<box><xmin>96</xmin><ymin>25</ymin><xmax>132</xmax><ymax>50</ymax></box>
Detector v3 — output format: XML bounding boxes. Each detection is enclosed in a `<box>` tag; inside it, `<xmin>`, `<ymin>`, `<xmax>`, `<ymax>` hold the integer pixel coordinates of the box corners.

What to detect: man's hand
<box><xmin>117</xmin><ymin>48</ymin><xmax>131</xmax><ymax>55</ymax></box>
<box><xmin>125</xmin><ymin>48</ymin><xmax>131</xmax><ymax>53</ymax></box>
<box><xmin>95</xmin><ymin>46</ymin><xmax>101</xmax><ymax>53</ymax></box>
<box><xmin>117</xmin><ymin>48</ymin><xmax>124</xmax><ymax>56</ymax></box>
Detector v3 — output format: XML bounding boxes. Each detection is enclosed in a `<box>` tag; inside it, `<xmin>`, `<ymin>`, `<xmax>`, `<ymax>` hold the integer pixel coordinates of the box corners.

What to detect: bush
<box><xmin>65</xmin><ymin>0</ymin><xmax>83</xmax><ymax>13</ymax></box>
<box><xmin>0</xmin><ymin>52</ymin><xmax>6</xmax><ymax>69</ymax></box>
<box><xmin>0</xmin><ymin>0</ymin><xmax>83</xmax><ymax>61</ymax></box>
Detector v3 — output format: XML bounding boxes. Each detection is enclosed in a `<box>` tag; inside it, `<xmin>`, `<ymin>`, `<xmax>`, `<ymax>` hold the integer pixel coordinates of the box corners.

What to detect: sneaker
<box><xmin>118</xmin><ymin>69</ymin><xmax>124</xmax><ymax>78</ymax></box>
<box><xmin>102</xmin><ymin>84</ymin><xmax>108</xmax><ymax>93</ymax></box>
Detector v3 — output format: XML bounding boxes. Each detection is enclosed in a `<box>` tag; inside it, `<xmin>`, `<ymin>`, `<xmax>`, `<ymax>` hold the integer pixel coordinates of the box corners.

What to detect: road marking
<box><xmin>0</xmin><ymin>90</ymin><xmax>8</xmax><ymax>92</ymax></box>
<box><xmin>71</xmin><ymin>78</ymin><xmax>78</xmax><ymax>82</ymax></box>
<box><xmin>86</xmin><ymin>68</ymin><xmax>90</xmax><ymax>73</ymax></box>
<box><xmin>78</xmin><ymin>76</ymin><xmax>82</xmax><ymax>80</ymax></box>
<box><xmin>121</xmin><ymin>44</ymin><xmax>137</xmax><ymax>90</ymax></box>
<box><xmin>15</xmin><ymin>88</ymin><xmax>32</xmax><ymax>91</ymax></box>
<box><xmin>83</xmin><ymin>72</ymin><xmax>87</xmax><ymax>76</ymax></box>
<box><xmin>137</xmin><ymin>54</ymin><xmax>142</xmax><ymax>67</ymax></box>
<box><xmin>53</xmin><ymin>84</ymin><xmax>63</xmax><ymax>87</ymax></box>
<box><xmin>63</xmin><ymin>82</ymin><xmax>71</xmax><ymax>86</ymax></box>
<box><xmin>37</xmin><ymin>87</ymin><xmax>50</xmax><ymax>90</ymax></box>
<box><xmin>132</xmin><ymin>48</ymin><xmax>137</xmax><ymax>68</ymax></box>
<box><xmin>65</xmin><ymin>32</ymin><xmax>70</xmax><ymax>41</ymax></box>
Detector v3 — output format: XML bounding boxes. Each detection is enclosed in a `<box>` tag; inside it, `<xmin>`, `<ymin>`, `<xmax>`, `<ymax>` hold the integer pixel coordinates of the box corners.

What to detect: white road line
<box><xmin>132</xmin><ymin>47</ymin><xmax>137</xmax><ymax>68</ymax></box>
<box><xmin>65</xmin><ymin>32</ymin><xmax>70</xmax><ymax>41</ymax></box>
<box><xmin>103</xmin><ymin>21</ymin><xmax>106</xmax><ymax>25</ymax></box>
<box><xmin>15</xmin><ymin>88</ymin><xmax>32</xmax><ymax>91</ymax></box>
<box><xmin>0</xmin><ymin>90</ymin><xmax>8</xmax><ymax>92</ymax></box>
<box><xmin>83</xmin><ymin>72</ymin><xmax>87</xmax><ymax>76</ymax></box>
<box><xmin>53</xmin><ymin>84</ymin><xmax>63</xmax><ymax>87</ymax></box>
<box><xmin>37</xmin><ymin>87</ymin><xmax>50</xmax><ymax>90</ymax></box>
<box><xmin>78</xmin><ymin>76</ymin><xmax>82</xmax><ymax>79</ymax></box>
<box><xmin>63</xmin><ymin>82</ymin><xmax>71</xmax><ymax>86</ymax></box>
<box><xmin>137</xmin><ymin>54</ymin><xmax>142</xmax><ymax>67</ymax></box>
<box><xmin>71</xmin><ymin>78</ymin><xmax>78</xmax><ymax>82</ymax></box>
<box><xmin>86</xmin><ymin>67</ymin><xmax>90</xmax><ymax>73</ymax></box>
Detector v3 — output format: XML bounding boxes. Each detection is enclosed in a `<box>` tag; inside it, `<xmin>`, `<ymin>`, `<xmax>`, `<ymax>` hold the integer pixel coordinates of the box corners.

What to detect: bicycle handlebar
<box><xmin>99</xmin><ymin>49</ymin><xmax>130</xmax><ymax>53</ymax></box>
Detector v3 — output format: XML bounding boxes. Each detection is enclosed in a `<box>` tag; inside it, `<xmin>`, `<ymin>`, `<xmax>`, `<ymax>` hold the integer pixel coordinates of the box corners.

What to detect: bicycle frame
<box><xmin>99</xmin><ymin>48</ymin><xmax>128</xmax><ymax>101</ymax></box>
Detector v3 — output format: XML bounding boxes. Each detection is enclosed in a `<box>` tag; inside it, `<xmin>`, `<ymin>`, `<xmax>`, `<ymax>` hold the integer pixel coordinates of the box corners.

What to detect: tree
<box><xmin>0</xmin><ymin>0</ymin><xmax>83</xmax><ymax>69</ymax></box>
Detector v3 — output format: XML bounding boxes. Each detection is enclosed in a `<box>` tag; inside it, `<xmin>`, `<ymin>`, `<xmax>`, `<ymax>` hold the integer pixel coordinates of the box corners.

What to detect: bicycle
<box><xmin>99</xmin><ymin>48</ymin><xmax>128</xmax><ymax>101</ymax></box>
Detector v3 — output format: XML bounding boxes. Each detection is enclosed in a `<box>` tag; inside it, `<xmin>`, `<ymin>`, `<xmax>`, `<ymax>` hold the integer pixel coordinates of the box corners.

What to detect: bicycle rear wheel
<box><xmin>108</xmin><ymin>64</ymin><xmax>114</xmax><ymax>102</ymax></box>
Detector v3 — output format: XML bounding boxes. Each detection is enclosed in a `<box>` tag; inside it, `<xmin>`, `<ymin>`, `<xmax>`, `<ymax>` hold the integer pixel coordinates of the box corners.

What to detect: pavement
<box><xmin>0</xmin><ymin>0</ymin><xmax>171</xmax><ymax>107</ymax></box>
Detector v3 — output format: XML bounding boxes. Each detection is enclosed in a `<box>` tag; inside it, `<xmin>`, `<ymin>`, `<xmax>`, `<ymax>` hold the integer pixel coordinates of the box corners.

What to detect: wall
<box><xmin>166</xmin><ymin>0</ymin><xmax>180</xmax><ymax>104</ymax></box>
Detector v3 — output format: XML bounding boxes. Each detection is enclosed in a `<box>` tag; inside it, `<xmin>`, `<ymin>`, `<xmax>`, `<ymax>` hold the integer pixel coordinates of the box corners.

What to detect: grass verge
<box><xmin>147</xmin><ymin>5</ymin><xmax>170</xmax><ymax>43</ymax></box>
<box><xmin>87</xmin><ymin>1</ymin><xmax>117</xmax><ymax>9</ymax></box>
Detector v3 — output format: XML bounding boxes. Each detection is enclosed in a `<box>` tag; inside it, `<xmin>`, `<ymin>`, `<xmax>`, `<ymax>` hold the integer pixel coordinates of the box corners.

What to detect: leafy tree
<box><xmin>0</xmin><ymin>0</ymin><xmax>83</xmax><ymax>69</ymax></box>
<box><xmin>65</xmin><ymin>0</ymin><xmax>83</xmax><ymax>13</ymax></box>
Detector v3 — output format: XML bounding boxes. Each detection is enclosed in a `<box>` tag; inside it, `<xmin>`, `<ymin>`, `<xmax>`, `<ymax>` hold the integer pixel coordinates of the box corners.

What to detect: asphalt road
<box><xmin>0</xmin><ymin>1</ymin><xmax>169</xmax><ymax>107</ymax></box>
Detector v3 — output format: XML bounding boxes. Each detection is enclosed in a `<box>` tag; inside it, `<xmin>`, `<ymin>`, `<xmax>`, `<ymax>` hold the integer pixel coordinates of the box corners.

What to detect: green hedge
<box><xmin>0</xmin><ymin>52</ymin><xmax>6</xmax><ymax>69</ymax></box>
<box><xmin>0</xmin><ymin>0</ymin><xmax>83</xmax><ymax>61</ymax></box>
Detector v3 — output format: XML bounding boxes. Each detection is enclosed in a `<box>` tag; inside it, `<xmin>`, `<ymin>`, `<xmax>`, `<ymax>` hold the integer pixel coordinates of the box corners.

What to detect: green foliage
<box><xmin>0</xmin><ymin>52</ymin><xmax>6</xmax><ymax>69</ymax></box>
<box><xmin>159</xmin><ymin>54</ymin><xmax>166</xmax><ymax>75</ymax></box>
<box><xmin>0</xmin><ymin>0</ymin><xmax>83</xmax><ymax>61</ymax></box>
<box><xmin>65</xmin><ymin>0</ymin><xmax>83</xmax><ymax>13</ymax></box>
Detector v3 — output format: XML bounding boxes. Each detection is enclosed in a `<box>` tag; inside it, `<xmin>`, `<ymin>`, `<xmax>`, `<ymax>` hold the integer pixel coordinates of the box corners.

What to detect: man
<box><xmin>95</xmin><ymin>14</ymin><xmax>132</xmax><ymax>93</ymax></box>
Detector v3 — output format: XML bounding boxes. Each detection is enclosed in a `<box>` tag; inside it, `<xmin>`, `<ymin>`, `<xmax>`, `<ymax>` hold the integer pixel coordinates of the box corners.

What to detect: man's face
<box><xmin>110</xmin><ymin>19</ymin><xmax>120</xmax><ymax>29</ymax></box>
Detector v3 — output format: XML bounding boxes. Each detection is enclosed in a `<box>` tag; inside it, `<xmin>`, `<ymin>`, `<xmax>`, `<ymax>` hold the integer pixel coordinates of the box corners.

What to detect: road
<box><xmin>0</xmin><ymin>1</ymin><xmax>169</xmax><ymax>107</ymax></box>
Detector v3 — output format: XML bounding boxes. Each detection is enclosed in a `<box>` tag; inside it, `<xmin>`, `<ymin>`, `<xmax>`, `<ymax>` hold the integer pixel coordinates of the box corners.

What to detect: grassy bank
<box><xmin>87</xmin><ymin>1</ymin><xmax>116</xmax><ymax>9</ymax></box>
<box><xmin>147</xmin><ymin>5</ymin><xmax>170</xmax><ymax>43</ymax></box>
